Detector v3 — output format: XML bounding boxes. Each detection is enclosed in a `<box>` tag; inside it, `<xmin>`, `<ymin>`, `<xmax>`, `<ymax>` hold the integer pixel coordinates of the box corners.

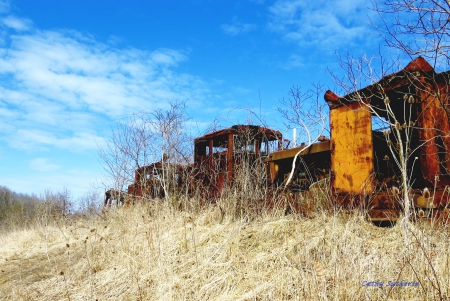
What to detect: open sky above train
<box><xmin>0</xmin><ymin>0</ymin><xmax>428</xmax><ymax>200</ymax></box>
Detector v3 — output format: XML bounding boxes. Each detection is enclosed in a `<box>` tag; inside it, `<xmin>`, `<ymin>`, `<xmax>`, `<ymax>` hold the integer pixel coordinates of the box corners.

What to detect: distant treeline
<box><xmin>0</xmin><ymin>185</ymin><xmax>101</xmax><ymax>233</ymax></box>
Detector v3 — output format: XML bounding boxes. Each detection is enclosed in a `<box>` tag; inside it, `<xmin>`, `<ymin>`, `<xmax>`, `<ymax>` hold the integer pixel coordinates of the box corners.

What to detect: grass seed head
<box><xmin>392</xmin><ymin>186</ymin><xmax>400</xmax><ymax>195</ymax></box>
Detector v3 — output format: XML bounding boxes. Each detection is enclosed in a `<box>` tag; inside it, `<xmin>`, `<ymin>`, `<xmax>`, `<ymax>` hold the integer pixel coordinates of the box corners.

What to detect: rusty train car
<box><xmin>193</xmin><ymin>125</ymin><xmax>283</xmax><ymax>198</ymax></box>
<box><xmin>126</xmin><ymin>57</ymin><xmax>450</xmax><ymax>221</ymax></box>
<box><xmin>266</xmin><ymin>57</ymin><xmax>450</xmax><ymax>221</ymax></box>
<box><xmin>127</xmin><ymin>125</ymin><xmax>283</xmax><ymax>201</ymax></box>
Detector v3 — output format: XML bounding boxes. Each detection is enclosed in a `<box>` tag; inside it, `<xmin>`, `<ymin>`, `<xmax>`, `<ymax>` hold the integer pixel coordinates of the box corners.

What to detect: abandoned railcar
<box><xmin>127</xmin><ymin>161</ymin><xmax>186</xmax><ymax>201</ymax></box>
<box><xmin>125</xmin><ymin>125</ymin><xmax>283</xmax><ymax>202</ymax></box>
<box><xmin>193</xmin><ymin>125</ymin><xmax>283</xmax><ymax>198</ymax></box>
<box><xmin>121</xmin><ymin>57</ymin><xmax>450</xmax><ymax>221</ymax></box>
<box><xmin>266</xmin><ymin>57</ymin><xmax>450</xmax><ymax>220</ymax></box>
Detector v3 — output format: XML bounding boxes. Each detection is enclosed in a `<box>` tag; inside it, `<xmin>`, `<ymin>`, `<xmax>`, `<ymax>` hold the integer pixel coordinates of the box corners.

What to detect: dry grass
<box><xmin>1</xmin><ymin>201</ymin><xmax>450</xmax><ymax>300</ymax></box>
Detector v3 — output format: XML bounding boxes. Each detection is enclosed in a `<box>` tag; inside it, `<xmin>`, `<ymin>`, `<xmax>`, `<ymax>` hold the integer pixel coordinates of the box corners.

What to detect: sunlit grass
<box><xmin>1</xmin><ymin>201</ymin><xmax>449</xmax><ymax>300</ymax></box>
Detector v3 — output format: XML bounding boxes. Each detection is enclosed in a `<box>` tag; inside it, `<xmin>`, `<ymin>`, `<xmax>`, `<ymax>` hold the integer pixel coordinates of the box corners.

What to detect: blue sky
<box><xmin>0</xmin><ymin>0</ymin><xmax>383</xmax><ymax>201</ymax></box>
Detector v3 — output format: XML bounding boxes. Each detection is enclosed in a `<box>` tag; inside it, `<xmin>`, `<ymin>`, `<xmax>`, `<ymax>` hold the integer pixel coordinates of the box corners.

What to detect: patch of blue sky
<box><xmin>0</xmin><ymin>0</ymin><xmax>393</xmax><ymax>201</ymax></box>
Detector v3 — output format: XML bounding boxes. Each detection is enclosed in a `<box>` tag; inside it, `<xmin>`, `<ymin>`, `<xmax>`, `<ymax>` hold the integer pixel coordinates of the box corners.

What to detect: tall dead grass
<box><xmin>1</xmin><ymin>200</ymin><xmax>449</xmax><ymax>300</ymax></box>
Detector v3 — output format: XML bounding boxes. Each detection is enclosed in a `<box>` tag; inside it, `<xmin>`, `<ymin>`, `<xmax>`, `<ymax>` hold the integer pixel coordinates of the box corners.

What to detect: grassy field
<box><xmin>0</xmin><ymin>201</ymin><xmax>449</xmax><ymax>300</ymax></box>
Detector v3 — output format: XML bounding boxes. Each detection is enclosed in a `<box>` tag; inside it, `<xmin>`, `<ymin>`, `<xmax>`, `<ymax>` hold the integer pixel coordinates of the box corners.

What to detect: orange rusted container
<box><xmin>266</xmin><ymin>57</ymin><xmax>450</xmax><ymax>221</ymax></box>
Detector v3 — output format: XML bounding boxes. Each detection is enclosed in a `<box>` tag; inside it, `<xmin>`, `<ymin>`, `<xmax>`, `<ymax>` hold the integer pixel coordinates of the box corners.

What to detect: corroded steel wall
<box><xmin>418</xmin><ymin>84</ymin><xmax>450</xmax><ymax>188</ymax></box>
<box><xmin>330</xmin><ymin>101</ymin><xmax>374</xmax><ymax>195</ymax></box>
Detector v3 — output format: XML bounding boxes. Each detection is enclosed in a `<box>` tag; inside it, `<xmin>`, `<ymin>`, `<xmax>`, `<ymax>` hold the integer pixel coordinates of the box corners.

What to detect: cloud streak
<box><xmin>268</xmin><ymin>0</ymin><xmax>370</xmax><ymax>50</ymax></box>
<box><xmin>221</xmin><ymin>17</ymin><xmax>257</xmax><ymax>36</ymax></box>
<box><xmin>0</xmin><ymin>17</ymin><xmax>210</xmax><ymax>151</ymax></box>
<box><xmin>2</xmin><ymin>15</ymin><xmax>33</xmax><ymax>31</ymax></box>
<box><xmin>29</xmin><ymin>158</ymin><xmax>61</xmax><ymax>172</ymax></box>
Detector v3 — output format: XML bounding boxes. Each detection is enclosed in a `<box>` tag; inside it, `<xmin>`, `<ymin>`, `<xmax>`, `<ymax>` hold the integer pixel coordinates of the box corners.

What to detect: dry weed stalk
<box><xmin>1</xmin><ymin>202</ymin><xmax>450</xmax><ymax>300</ymax></box>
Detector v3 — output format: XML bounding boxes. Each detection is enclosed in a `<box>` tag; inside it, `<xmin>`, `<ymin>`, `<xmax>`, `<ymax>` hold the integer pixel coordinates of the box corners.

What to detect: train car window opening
<box><xmin>212</xmin><ymin>135</ymin><xmax>228</xmax><ymax>154</ymax></box>
<box><xmin>247</xmin><ymin>143</ymin><xmax>255</xmax><ymax>153</ymax></box>
<box><xmin>372</xmin><ymin>116</ymin><xmax>390</xmax><ymax>132</ymax></box>
<box><xmin>195</xmin><ymin>140</ymin><xmax>208</xmax><ymax>156</ymax></box>
<box><xmin>269</xmin><ymin>140</ymin><xmax>281</xmax><ymax>153</ymax></box>
<box><xmin>233</xmin><ymin>134</ymin><xmax>255</xmax><ymax>153</ymax></box>
<box><xmin>260</xmin><ymin>139</ymin><xmax>269</xmax><ymax>156</ymax></box>
<box><xmin>235</xmin><ymin>142</ymin><xmax>256</xmax><ymax>153</ymax></box>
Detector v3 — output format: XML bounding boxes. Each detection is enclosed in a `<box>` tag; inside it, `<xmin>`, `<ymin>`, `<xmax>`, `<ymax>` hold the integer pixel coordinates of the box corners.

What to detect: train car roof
<box><xmin>324</xmin><ymin>56</ymin><xmax>450</xmax><ymax>109</ymax></box>
<box><xmin>194</xmin><ymin>124</ymin><xmax>282</xmax><ymax>143</ymax></box>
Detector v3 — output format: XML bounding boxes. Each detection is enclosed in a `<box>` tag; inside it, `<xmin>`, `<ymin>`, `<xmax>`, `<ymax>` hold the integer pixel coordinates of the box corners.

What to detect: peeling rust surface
<box><xmin>330</xmin><ymin>101</ymin><xmax>374</xmax><ymax>195</ymax></box>
<box><xmin>324</xmin><ymin>57</ymin><xmax>450</xmax><ymax>219</ymax></box>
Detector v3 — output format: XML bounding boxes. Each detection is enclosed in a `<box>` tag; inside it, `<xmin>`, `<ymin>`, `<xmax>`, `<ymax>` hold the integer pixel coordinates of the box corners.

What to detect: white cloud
<box><xmin>268</xmin><ymin>0</ymin><xmax>371</xmax><ymax>49</ymax></box>
<box><xmin>2</xmin><ymin>15</ymin><xmax>33</xmax><ymax>31</ymax></box>
<box><xmin>29</xmin><ymin>158</ymin><xmax>61</xmax><ymax>172</ymax></box>
<box><xmin>0</xmin><ymin>28</ymin><xmax>209</xmax><ymax>151</ymax></box>
<box><xmin>221</xmin><ymin>17</ymin><xmax>257</xmax><ymax>36</ymax></box>
<box><xmin>283</xmin><ymin>54</ymin><xmax>305</xmax><ymax>69</ymax></box>
<box><xmin>11</xmin><ymin>129</ymin><xmax>103</xmax><ymax>151</ymax></box>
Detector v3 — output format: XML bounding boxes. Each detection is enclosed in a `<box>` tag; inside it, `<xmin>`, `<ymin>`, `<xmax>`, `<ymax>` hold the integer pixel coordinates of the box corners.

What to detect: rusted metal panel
<box><xmin>418</xmin><ymin>85</ymin><xmax>450</xmax><ymax>188</ymax></box>
<box><xmin>266</xmin><ymin>140</ymin><xmax>330</xmax><ymax>162</ymax></box>
<box><xmin>227</xmin><ymin>133</ymin><xmax>233</xmax><ymax>178</ymax></box>
<box><xmin>330</xmin><ymin>101</ymin><xmax>374</xmax><ymax>195</ymax></box>
<box><xmin>268</xmin><ymin>160</ymin><xmax>279</xmax><ymax>184</ymax></box>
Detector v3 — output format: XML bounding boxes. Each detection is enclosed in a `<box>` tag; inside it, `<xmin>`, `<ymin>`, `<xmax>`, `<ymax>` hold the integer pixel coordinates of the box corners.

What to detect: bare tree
<box><xmin>78</xmin><ymin>190</ymin><xmax>102</xmax><ymax>216</ymax></box>
<box><xmin>41</xmin><ymin>187</ymin><xmax>72</xmax><ymax>215</ymax></box>
<box><xmin>372</xmin><ymin>0</ymin><xmax>450</xmax><ymax>67</ymax></box>
<box><xmin>277</xmin><ymin>84</ymin><xmax>329</xmax><ymax>188</ymax></box>
<box><xmin>99</xmin><ymin>101</ymin><xmax>193</xmax><ymax>204</ymax></box>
